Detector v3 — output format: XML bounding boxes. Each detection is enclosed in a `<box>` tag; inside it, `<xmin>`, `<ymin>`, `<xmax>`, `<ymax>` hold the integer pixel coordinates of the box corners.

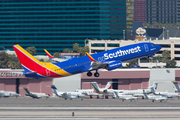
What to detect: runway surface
<box><xmin>0</xmin><ymin>97</ymin><xmax>179</xmax><ymax>107</ymax></box>
<box><xmin>1</xmin><ymin>97</ymin><xmax>180</xmax><ymax>120</ymax></box>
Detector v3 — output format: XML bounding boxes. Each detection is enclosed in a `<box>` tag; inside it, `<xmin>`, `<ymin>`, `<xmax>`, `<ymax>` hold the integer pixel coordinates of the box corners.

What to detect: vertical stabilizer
<box><xmin>24</xmin><ymin>88</ymin><xmax>31</xmax><ymax>95</ymax></box>
<box><xmin>148</xmin><ymin>82</ymin><xmax>158</xmax><ymax>90</ymax></box>
<box><xmin>172</xmin><ymin>81</ymin><xmax>180</xmax><ymax>92</ymax></box>
<box><xmin>13</xmin><ymin>44</ymin><xmax>47</xmax><ymax>79</ymax></box>
<box><xmin>148</xmin><ymin>82</ymin><xmax>158</xmax><ymax>93</ymax></box>
<box><xmin>13</xmin><ymin>45</ymin><xmax>41</xmax><ymax>72</ymax></box>
<box><xmin>51</xmin><ymin>85</ymin><xmax>59</xmax><ymax>96</ymax></box>
<box><xmin>91</xmin><ymin>82</ymin><xmax>100</xmax><ymax>93</ymax></box>
<box><xmin>105</xmin><ymin>81</ymin><xmax>113</xmax><ymax>89</ymax></box>
<box><xmin>143</xmin><ymin>90</ymin><xmax>149</xmax><ymax>99</ymax></box>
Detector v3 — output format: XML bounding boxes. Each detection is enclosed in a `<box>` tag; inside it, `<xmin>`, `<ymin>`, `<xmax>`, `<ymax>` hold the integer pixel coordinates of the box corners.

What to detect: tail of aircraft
<box><xmin>91</xmin><ymin>82</ymin><xmax>100</xmax><ymax>93</ymax></box>
<box><xmin>143</xmin><ymin>90</ymin><xmax>149</xmax><ymax>99</ymax></box>
<box><xmin>104</xmin><ymin>81</ymin><xmax>113</xmax><ymax>89</ymax></box>
<box><xmin>13</xmin><ymin>45</ymin><xmax>47</xmax><ymax>78</ymax></box>
<box><xmin>51</xmin><ymin>85</ymin><xmax>59</xmax><ymax>96</ymax></box>
<box><xmin>148</xmin><ymin>82</ymin><xmax>158</xmax><ymax>90</ymax></box>
<box><xmin>148</xmin><ymin>82</ymin><xmax>158</xmax><ymax>94</ymax></box>
<box><xmin>172</xmin><ymin>81</ymin><xmax>180</xmax><ymax>92</ymax></box>
<box><xmin>24</xmin><ymin>88</ymin><xmax>31</xmax><ymax>96</ymax></box>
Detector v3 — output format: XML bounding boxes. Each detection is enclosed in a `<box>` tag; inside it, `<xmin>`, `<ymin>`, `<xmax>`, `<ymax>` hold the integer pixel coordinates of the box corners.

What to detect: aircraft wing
<box><xmin>44</xmin><ymin>49</ymin><xmax>63</xmax><ymax>62</ymax></box>
<box><xmin>86</xmin><ymin>92</ymin><xmax>102</xmax><ymax>96</ymax></box>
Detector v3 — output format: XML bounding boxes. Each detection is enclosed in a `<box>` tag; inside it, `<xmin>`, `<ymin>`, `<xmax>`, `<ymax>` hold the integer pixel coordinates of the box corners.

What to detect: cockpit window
<box><xmin>151</xmin><ymin>44</ymin><xmax>155</xmax><ymax>47</ymax></box>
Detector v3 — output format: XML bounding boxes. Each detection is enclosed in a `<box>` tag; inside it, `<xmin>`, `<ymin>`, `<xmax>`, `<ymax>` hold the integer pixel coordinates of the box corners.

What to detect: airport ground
<box><xmin>1</xmin><ymin>97</ymin><xmax>180</xmax><ymax>120</ymax></box>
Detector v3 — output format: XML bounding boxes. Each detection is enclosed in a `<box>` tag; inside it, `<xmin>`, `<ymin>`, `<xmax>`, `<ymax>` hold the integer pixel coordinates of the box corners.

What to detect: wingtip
<box><xmin>86</xmin><ymin>52</ymin><xmax>96</xmax><ymax>62</ymax></box>
<box><xmin>44</xmin><ymin>49</ymin><xmax>55</xmax><ymax>59</ymax></box>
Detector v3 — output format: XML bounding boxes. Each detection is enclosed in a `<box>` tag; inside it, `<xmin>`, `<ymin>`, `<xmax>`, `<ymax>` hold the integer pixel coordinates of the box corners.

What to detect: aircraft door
<box><xmin>144</xmin><ymin>44</ymin><xmax>149</xmax><ymax>52</ymax></box>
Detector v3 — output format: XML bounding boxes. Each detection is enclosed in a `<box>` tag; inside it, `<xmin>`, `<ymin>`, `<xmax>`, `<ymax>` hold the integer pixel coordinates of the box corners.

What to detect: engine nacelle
<box><xmin>103</xmin><ymin>89</ymin><xmax>108</xmax><ymax>93</ymax></box>
<box><xmin>105</xmin><ymin>61</ymin><xmax>122</xmax><ymax>71</ymax></box>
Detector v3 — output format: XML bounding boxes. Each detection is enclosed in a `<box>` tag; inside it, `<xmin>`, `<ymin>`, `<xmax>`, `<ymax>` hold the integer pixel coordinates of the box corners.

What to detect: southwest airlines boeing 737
<box><xmin>13</xmin><ymin>43</ymin><xmax>161</xmax><ymax>79</ymax></box>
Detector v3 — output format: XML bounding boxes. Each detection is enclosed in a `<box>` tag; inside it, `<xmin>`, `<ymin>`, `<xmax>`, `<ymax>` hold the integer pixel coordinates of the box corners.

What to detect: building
<box><xmin>0</xmin><ymin>69</ymin><xmax>53</xmax><ymax>96</ymax></box>
<box><xmin>133</xmin><ymin>0</ymin><xmax>146</xmax><ymax>23</ymax></box>
<box><xmin>146</xmin><ymin>0</ymin><xmax>177</xmax><ymax>24</ymax></box>
<box><xmin>81</xmin><ymin>68</ymin><xmax>180</xmax><ymax>93</ymax></box>
<box><xmin>0</xmin><ymin>0</ymin><xmax>127</xmax><ymax>55</ymax></box>
<box><xmin>126</xmin><ymin>0</ymin><xmax>134</xmax><ymax>39</ymax></box>
<box><xmin>1</xmin><ymin>68</ymin><xmax>180</xmax><ymax>96</ymax></box>
<box><xmin>88</xmin><ymin>39</ymin><xmax>180</xmax><ymax>67</ymax></box>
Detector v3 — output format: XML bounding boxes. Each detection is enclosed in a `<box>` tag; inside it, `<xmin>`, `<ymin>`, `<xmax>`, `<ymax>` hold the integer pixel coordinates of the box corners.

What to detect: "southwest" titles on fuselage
<box><xmin>104</xmin><ymin>46</ymin><xmax>141</xmax><ymax>60</ymax></box>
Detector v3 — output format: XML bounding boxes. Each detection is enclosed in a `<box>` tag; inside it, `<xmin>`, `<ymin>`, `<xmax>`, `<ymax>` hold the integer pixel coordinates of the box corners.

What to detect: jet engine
<box><xmin>105</xmin><ymin>61</ymin><xmax>122</xmax><ymax>71</ymax></box>
<box><xmin>103</xmin><ymin>89</ymin><xmax>108</xmax><ymax>93</ymax></box>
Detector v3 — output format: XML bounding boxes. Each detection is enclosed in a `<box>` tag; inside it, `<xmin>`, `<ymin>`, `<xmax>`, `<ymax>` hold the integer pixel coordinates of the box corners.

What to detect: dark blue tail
<box><xmin>51</xmin><ymin>85</ymin><xmax>57</xmax><ymax>90</ymax></box>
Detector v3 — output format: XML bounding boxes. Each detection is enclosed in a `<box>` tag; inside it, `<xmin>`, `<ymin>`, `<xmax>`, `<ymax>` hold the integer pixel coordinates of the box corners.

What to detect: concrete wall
<box><xmin>53</xmin><ymin>74</ymin><xmax>81</xmax><ymax>92</ymax></box>
<box><xmin>149</xmin><ymin>69</ymin><xmax>176</xmax><ymax>92</ymax></box>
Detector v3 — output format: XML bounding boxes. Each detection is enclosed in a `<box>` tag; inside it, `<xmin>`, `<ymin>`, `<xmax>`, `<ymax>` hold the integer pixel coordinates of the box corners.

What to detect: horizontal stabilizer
<box><xmin>91</xmin><ymin>82</ymin><xmax>100</xmax><ymax>93</ymax></box>
<box><xmin>25</xmin><ymin>71</ymin><xmax>37</xmax><ymax>75</ymax></box>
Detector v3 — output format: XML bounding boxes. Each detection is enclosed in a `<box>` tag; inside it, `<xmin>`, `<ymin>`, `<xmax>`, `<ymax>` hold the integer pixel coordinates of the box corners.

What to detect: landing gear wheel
<box><xmin>94</xmin><ymin>72</ymin><xmax>100</xmax><ymax>77</ymax></box>
<box><xmin>87</xmin><ymin>71</ymin><xmax>92</xmax><ymax>77</ymax></box>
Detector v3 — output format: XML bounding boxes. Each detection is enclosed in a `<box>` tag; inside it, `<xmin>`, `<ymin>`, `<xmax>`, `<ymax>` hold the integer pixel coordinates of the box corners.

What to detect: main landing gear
<box><xmin>87</xmin><ymin>71</ymin><xmax>100</xmax><ymax>77</ymax></box>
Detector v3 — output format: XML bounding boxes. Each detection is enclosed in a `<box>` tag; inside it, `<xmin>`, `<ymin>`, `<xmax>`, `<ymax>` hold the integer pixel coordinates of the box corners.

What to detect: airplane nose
<box><xmin>156</xmin><ymin>45</ymin><xmax>162</xmax><ymax>50</ymax></box>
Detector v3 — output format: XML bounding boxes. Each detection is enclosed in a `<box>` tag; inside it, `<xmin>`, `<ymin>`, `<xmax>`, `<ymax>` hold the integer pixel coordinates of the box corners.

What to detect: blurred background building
<box><xmin>0</xmin><ymin>0</ymin><xmax>126</xmax><ymax>55</ymax></box>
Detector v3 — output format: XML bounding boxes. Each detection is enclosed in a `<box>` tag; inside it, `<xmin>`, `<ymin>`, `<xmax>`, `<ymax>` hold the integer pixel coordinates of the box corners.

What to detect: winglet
<box><xmin>44</xmin><ymin>49</ymin><xmax>55</xmax><ymax>59</ymax></box>
<box><xmin>86</xmin><ymin>52</ymin><xmax>96</xmax><ymax>62</ymax></box>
